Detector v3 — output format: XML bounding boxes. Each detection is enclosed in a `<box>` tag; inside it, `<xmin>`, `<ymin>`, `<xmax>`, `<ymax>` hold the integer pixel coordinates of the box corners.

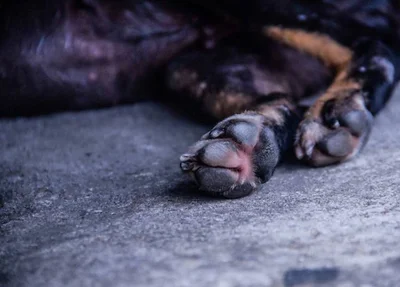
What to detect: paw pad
<box><xmin>180</xmin><ymin>113</ymin><xmax>281</xmax><ymax>198</ymax></box>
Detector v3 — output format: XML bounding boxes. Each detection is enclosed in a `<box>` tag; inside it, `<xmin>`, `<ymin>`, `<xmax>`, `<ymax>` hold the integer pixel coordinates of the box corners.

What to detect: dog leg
<box><xmin>168</xmin><ymin>41</ymin><xmax>330</xmax><ymax>197</ymax></box>
<box><xmin>179</xmin><ymin>95</ymin><xmax>299</xmax><ymax>198</ymax></box>
<box><xmin>266</xmin><ymin>28</ymin><xmax>397</xmax><ymax>166</ymax></box>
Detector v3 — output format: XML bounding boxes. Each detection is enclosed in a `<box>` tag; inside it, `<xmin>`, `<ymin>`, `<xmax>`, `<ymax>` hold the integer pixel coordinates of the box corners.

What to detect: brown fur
<box><xmin>263</xmin><ymin>27</ymin><xmax>363</xmax><ymax>121</ymax></box>
<box><xmin>264</xmin><ymin>27</ymin><xmax>352</xmax><ymax>71</ymax></box>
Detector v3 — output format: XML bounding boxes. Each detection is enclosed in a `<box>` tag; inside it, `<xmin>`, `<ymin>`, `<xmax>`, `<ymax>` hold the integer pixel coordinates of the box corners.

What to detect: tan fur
<box><xmin>264</xmin><ymin>26</ymin><xmax>362</xmax><ymax>121</ymax></box>
<box><xmin>256</xmin><ymin>98</ymin><xmax>296</xmax><ymax>125</ymax></box>
<box><xmin>256</xmin><ymin>105</ymin><xmax>285</xmax><ymax>125</ymax></box>
<box><xmin>170</xmin><ymin>27</ymin><xmax>362</xmax><ymax>127</ymax></box>
<box><xmin>306</xmin><ymin>80</ymin><xmax>362</xmax><ymax>118</ymax></box>
<box><xmin>264</xmin><ymin>27</ymin><xmax>352</xmax><ymax>71</ymax></box>
<box><xmin>208</xmin><ymin>91</ymin><xmax>253</xmax><ymax>119</ymax></box>
<box><xmin>169</xmin><ymin>69</ymin><xmax>205</xmax><ymax>98</ymax></box>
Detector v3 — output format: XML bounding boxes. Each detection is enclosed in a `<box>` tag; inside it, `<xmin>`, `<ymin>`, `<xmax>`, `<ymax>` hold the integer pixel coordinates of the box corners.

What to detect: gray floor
<box><xmin>1</xmin><ymin>92</ymin><xmax>400</xmax><ymax>287</ymax></box>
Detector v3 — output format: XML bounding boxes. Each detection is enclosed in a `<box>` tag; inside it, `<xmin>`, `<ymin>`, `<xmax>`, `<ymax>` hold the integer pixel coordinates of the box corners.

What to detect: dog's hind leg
<box><xmin>265</xmin><ymin>28</ymin><xmax>398</xmax><ymax>166</ymax></box>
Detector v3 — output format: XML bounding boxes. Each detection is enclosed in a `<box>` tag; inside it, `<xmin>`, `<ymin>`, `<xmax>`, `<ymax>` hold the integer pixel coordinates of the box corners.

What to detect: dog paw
<box><xmin>180</xmin><ymin>113</ymin><xmax>281</xmax><ymax>198</ymax></box>
<box><xmin>295</xmin><ymin>91</ymin><xmax>373</xmax><ymax>166</ymax></box>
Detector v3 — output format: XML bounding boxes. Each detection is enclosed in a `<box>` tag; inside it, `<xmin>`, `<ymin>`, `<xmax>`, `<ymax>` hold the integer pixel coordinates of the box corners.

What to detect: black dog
<box><xmin>1</xmin><ymin>0</ymin><xmax>399</xmax><ymax>198</ymax></box>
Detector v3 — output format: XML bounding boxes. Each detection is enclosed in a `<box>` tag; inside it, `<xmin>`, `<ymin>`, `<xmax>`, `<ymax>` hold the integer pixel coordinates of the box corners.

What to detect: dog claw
<box><xmin>180</xmin><ymin>153</ymin><xmax>195</xmax><ymax>162</ymax></box>
<box><xmin>295</xmin><ymin>145</ymin><xmax>304</xmax><ymax>160</ymax></box>
<box><xmin>209</xmin><ymin>128</ymin><xmax>225</xmax><ymax>139</ymax></box>
<box><xmin>304</xmin><ymin>142</ymin><xmax>315</xmax><ymax>158</ymax></box>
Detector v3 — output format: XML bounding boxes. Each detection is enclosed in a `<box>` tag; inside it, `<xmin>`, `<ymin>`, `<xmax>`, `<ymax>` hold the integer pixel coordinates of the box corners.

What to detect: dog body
<box><xmin>1</xmin><ymin>1</ymin><xmax>399</xmax><ymax>197</ymax></box>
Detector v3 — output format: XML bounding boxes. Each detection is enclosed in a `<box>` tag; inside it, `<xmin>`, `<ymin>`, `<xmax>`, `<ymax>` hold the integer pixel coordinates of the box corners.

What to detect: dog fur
<box><xmin>1</xmin><ymin>0</ymin><xmax>399</xmax><ymax>197</ymax></box>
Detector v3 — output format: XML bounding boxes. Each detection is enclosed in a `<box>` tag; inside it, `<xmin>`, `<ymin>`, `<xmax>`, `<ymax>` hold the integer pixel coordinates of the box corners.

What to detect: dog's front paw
<box><xmin>180</xmin><ymin>113</ymin><xmax>281</xmax><ymax>198</ymax></box>
<box><xmin>295</xmin><ymin>90</ymin><xmax>373</xmax><ymax>166</ymax></box>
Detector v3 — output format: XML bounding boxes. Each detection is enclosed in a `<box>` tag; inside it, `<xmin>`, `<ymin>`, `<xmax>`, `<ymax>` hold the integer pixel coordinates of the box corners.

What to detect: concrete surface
<box><xmin>1</xmin><ymin>92</ymin><xmax>400</xmax><ymax>287</ymax></box>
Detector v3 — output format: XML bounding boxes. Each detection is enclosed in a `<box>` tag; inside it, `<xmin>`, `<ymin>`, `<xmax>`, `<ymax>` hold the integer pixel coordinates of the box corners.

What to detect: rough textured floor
<box><xmin>1</xmin><ymin>91</ymin><xmax>400</xmax><ymax>287</ymax></box>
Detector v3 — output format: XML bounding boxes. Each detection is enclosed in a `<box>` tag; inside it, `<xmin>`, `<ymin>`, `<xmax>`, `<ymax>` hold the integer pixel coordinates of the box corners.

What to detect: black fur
<box><xmin>1</xmin><ymin>0</ymin><xmax>399</xmax><ymax>198</ymax></box>
<box><xmin>1</xmin><ymin>0</ymin><xmax>399</xmax><ymax>116</ymax></box>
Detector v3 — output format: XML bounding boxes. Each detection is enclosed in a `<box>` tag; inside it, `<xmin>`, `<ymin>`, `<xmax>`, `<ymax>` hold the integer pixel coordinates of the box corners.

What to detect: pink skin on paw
<box><xmin>234</xmin><ymin>149</ymin><xmax>255</xmax><ymax>184</ymax></box>
<box><xmin>199</xmin><ymin>140</ymin><xmax>256</xmax><ymax>185</ymax></box>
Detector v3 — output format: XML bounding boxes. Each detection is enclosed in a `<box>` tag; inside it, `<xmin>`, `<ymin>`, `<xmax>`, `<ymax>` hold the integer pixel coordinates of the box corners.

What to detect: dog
<box><xmin>1</xmin><ymin>0</ymin><xmax>399</xmax><ymax>198</ymax></box>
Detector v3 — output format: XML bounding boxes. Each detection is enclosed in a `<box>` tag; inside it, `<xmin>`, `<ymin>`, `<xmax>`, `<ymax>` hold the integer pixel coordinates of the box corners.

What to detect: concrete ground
<box><xmin>1</xmin><ymin>91</ymin><xmax>400</xmax><ymax>287</ymax></box>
